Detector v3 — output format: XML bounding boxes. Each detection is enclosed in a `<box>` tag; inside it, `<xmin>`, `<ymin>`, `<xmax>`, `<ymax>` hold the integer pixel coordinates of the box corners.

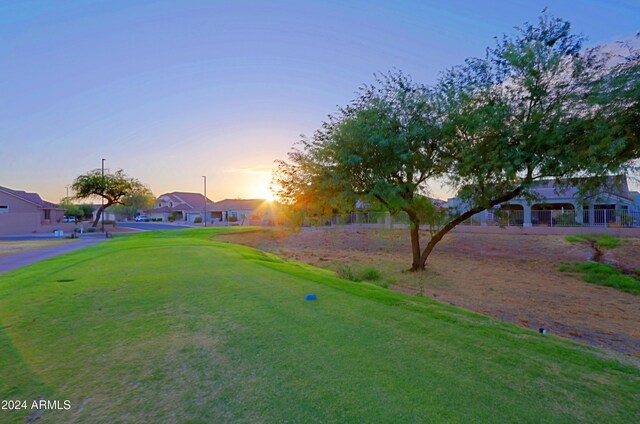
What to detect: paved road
<box><xmin>0</xmin><ymin>233</ymin><xmax>110</xmax><ymax>242</ymax></box>
<box><xmin>0</xmin><ymin>238</ymin><xmax>107</xmax><ymax>274</ymax></box>
<box><xmin>117</xmin><ymin>222</ymin><xmax>193</xmax><ymax>231</ymax></box>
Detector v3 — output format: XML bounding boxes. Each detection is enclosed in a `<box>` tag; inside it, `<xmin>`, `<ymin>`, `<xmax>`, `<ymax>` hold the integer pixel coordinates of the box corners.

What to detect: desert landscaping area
<box><xmin>218</xmin><ymin>227</ymin><xmax>640</xmax><ymax>357</ymax></box>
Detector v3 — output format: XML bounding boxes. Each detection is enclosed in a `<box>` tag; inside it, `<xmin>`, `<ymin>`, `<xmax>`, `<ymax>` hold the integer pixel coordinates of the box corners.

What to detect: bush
<box><xmin>556</xmin><ymin>212</ymin><xmax>578</xmax><ymax>226</ymax></box>
<box><xmin>336</xmin><ymin>264</ymin><xmax>360</xmax><ymax>282</ymax></box>
<box><xmin>336</xmin><ymin>264</ymin><xmax>382</xmax><ymax>282</ymax></box>
<box><xmin>359</xmin><ymin>267</ymin><xmax>381</xmax><ymax>281</ymax></box>
<box><xmin>86</xmin><ymin>227</ymin><xmax>96</xmax><ymax>233</ymax></box>
<box><xmin>168</xmin><ymin>216</ymin><xmax>175</xmax><ymax>222</ymax></box>
<box><xmin>194</xmin><ymin>217</ymin><xmax>202</xmax><ymax>223</ymax></box>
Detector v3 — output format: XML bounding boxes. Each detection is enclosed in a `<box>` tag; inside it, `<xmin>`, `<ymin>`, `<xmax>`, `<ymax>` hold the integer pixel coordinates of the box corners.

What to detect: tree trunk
<box><xmin>416</xmin><ymin>185</ymin><xmax>526</xmax><ymax>270</ymax></box>
<box><xmin>407</xmin><ymin>212</ymin><xmax>423</xmax><ymax>271</ymax></box>
<box><xmin>92</xmin><ymin>201</ymin><xmax>112</xmax><ymax>228</ymax></box>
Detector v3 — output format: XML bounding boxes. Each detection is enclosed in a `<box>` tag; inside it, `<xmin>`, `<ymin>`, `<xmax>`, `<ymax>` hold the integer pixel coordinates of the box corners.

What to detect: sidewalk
<box><xmin>0</xmin><ymin>237</ymin><xmax>107</xmax><ymax>274</ymax></box>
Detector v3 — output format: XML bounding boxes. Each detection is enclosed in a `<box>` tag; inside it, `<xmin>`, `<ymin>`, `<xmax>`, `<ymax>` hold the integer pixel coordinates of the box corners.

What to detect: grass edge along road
<box><xmin>1</xmin><ymin>228</ymin><xmax>638</xmax><ymax>423</ymax></box>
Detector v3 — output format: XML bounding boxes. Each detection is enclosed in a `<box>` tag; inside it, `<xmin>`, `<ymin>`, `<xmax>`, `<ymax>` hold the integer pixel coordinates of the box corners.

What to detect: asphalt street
<box><xmin>0</xmin><ymin>222</ymin><xmax>193</xmax><ymax>274</ymax></box>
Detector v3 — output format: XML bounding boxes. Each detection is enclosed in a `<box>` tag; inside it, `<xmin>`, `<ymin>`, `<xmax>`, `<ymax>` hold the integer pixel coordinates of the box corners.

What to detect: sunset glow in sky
<box><xmin>2</xmin><ymin>1</ymin><xmax>639</xmax><ymax>202</ymax></box>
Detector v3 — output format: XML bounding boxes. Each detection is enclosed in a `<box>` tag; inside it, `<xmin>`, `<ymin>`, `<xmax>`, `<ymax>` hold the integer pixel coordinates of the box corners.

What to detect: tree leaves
<box><xmin>274</xmin><ymin>13</ymin><xmax>640</xmax><ymax>270</ymax></box>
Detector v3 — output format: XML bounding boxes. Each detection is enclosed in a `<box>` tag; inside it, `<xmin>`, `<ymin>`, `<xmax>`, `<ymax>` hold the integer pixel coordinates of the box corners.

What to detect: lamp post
<box><xmin>101</xmin><ymin>158</ymin><xmax>105</xmax><ymax>233</ymax></box>
<box><xmin>203</xmin><ymin>175</ymin><xmax>207</xmax><ymax>227</ymax></box>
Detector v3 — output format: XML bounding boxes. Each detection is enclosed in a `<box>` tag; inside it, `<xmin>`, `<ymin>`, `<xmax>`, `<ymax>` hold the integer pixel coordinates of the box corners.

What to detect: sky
<box><xmin>1</xmin><ymin>0</ymin><xmax>639</xmax><ymax>203</ymax></box>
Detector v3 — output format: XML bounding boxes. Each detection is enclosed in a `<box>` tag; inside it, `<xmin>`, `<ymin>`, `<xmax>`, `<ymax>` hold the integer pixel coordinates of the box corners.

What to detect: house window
<box><xmin>0</xmin><ymin>205</ymin><xmax>7</xmax><ymax>214</ymax></box>
<box><xmin>44</xmin><ymin>209</ymin><xmax>51</xmax><ymax>220</ymax></box>
<box><xmin>159</xmin><ymin>203</ymin><xmax>162</xmax><ymax>207</ymax></box>
<box><xmin>170</xmin><ymin>202</ymin><xmax>173</xmax><ymax>207</ymax></box>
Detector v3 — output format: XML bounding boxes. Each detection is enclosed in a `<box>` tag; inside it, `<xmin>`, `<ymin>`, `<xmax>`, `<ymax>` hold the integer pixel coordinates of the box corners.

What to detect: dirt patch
<box><xmin>0</xmin><ymin>239</ymin><xmax>75</xmax><ymax>256</ymax></box>
<box><xmin>218</xmin><ymin>227</ymin><xmax>640</xmax><ymax>357</ymax></box>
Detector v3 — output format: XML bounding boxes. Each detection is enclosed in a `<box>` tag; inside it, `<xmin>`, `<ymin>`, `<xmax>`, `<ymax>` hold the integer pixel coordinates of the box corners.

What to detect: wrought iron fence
<box><xmin>460</xmin><ymin>209</ymin><xmax>640</xmax><ymax>227</ymax></box>
<box><xmin>303</xmin><ymin>209</ymin><xmax>640</xmax><ymax>228</ymax></box>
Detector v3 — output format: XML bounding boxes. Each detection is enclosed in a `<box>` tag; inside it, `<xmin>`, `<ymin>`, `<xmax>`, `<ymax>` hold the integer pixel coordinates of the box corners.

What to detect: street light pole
<box><xmin>203</xmin><ymin>175</ymin><xmax>207</xmax><ymax>227</ymax></box>
<box><xmin>101</xmin><ymin>158</ymin><xmax>106</xmax><ymax>233</ymax></box>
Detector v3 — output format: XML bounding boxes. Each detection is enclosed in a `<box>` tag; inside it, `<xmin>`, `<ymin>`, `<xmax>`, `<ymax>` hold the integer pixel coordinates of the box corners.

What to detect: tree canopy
<box><xmin>71</xmin><ymin>169</ymin><xmax>152</xmax><ymax>227</ymax></box>
<box><xmin>274</xmin><ymin>13</ymin><xmax>640</xmax><ymax>271</ymax></box>
<box><xmin>108</xmin><ymin>193</ymin><xmax>155</xmax><ymax>220</ymax></box>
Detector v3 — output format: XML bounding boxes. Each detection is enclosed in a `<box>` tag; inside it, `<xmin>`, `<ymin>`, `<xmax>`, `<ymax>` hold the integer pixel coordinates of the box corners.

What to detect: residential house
<box><xmin>147</xmin><ymin>192</ymin><xmax>214</xmax><ymax>222</ymax></box>
<box><xmin>0</xmin><ymin>186</ymin><xmax>65</xmax><ymax>234</ymax></box>
<box><xmin>447</xmin><ymin>176</ymin><xmax>639</xmax><ymax>227</ymax></box>
<box><xmin>208</xmin><ymin>199</ymin><xmax>268</xmax><ymax>224</ymax></box>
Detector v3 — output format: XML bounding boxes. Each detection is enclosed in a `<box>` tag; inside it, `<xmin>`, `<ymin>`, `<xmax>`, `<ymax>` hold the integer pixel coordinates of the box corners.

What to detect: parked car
<box><xmin>63</xmin><ymin>216</ymin><xmax>76</xmax><ymax>223</ymax></box>
<box><xmin>135</xmin><ymin>215</ymin><xmax>150</xmax><ymax>222</ymax></box>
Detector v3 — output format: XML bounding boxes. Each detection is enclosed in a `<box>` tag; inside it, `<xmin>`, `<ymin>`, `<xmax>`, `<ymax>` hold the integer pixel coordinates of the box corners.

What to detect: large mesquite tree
<box><xmin>274</xmin><ymin>14</ymin><xmax>640</xmax><ymax>271</ymax></box>
<box><xmin>275</xmin><ymin>72</ymin><xmax>446</xmax><ymax>271</ymax></box>
<box><xmin>72</xmin><ymin>169</ymin><xmax>152</xmax><ymax>227</ymax></box>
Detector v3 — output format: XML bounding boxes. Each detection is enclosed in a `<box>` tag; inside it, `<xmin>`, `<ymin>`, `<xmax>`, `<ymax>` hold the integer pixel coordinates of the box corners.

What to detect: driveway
<box><xmin>0</xmin><ymin>238</ymin><xmax>106</xmax><ymax>274</ymax></box>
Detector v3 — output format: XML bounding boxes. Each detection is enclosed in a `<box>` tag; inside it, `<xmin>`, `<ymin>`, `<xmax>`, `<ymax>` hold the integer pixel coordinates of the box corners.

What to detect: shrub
<box><xmin>168</xmin><ymin>216</ymin><xmax>175</xmax><ymax>222</ymax></box>
<box><xmin>336</xmin><ymin>264</ymin><xmax>382</xmax><ymax>282</ymax></box>
<box><xmin>556</xmin><ymin>212</ymin><xmax>578</xmax><ymax>226</ymax></box>
<box><xmin>336</xmin><ymin>264</ymin><xmax>360</xmax><ymax>282</ymax></box>
<box><xmin>86</xmin><ymin>227</ymin><xmax>96</xmax><ymax>233</ymax></box>
<box><xmin>359</xmin><ymin>267</ymin><xmax>381</xmax><ymax>281</ymax></box>
<box><xmin>194</xmin><ymin>217</ymin><xmax>203</xmax><ymax>223</ymax></box>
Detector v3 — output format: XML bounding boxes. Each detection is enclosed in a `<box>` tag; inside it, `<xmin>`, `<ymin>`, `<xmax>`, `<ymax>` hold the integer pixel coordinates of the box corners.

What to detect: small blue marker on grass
<box><xmin>305</xmin><ymin>294</ymin><xmax>317</xmax><ymax>301</ymax></box>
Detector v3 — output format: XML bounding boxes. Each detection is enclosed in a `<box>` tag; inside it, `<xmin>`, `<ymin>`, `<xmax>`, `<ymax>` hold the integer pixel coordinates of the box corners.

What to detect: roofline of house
<box><xmin>0</xmin><ymin>186</ymin><xmax>62</xmax><ymax>209</ymax></box>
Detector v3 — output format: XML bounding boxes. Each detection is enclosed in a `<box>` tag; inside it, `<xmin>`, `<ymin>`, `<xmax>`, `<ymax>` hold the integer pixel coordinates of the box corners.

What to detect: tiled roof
<box><xmin>0</xmin><ymin>186</ymin><xmax>62</xmax><ymax>209</ymax></box>
<box><xmin>532</xmin><ymin>176</ymin><xmax>631</xmax><ymax>201</ymax></box>
<box><xmin>158</xmin><ymin>192</ymin><xmax>213</xmax><ymax>210</ymax></box>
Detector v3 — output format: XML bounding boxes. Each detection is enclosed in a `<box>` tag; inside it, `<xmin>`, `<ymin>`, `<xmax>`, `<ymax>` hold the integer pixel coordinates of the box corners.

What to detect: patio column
<box><xmin>480</xmin><ymin>210</ymin><xmax>487</xmax><ymax>226</ymax></box>
<box><xmin>523</xmin><ymin>204</ymin><xmax>532</xmax><ymax>227</ymax></box>
<box><xmin>587</xmin><ymin>204</ymin><xmax>595</xmax><ymax>226</ymax></box>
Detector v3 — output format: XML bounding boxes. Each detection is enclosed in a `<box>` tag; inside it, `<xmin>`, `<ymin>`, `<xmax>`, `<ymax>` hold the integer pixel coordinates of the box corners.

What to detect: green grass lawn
<box><xmin>1</xmin><ymin>229</ymin><xmax>638</xmax><ymax>423</ymax></box>
<box><xmin>559</xmin><ymin>261</ymin><xmax>640</xmax><ymax>295</ymax></box>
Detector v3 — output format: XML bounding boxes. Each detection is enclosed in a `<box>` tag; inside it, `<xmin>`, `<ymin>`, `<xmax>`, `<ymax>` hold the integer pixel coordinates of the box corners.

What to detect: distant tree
<box><xmin>71</xmin><ymin>169</ymin><xmax>152</xmax><ymax>227</ymax></box>
<box><xmin>275</xmin><ymin>14</ymin><xmax>640</xmax><ymax>271</ymax></box>
<box><xmin>60</xmin><ymin>202</ymin><xmax>83</xmax><ymax>221</ymax></box>
<box><xmin>109</xmin><ymin>193</ymin><xmax>155</xmax><ymax>220</ymax></box>
<box><xmin>78</xmin><ymin>204</ymin><xmax>96</xmax><ymax>220</ymax></box>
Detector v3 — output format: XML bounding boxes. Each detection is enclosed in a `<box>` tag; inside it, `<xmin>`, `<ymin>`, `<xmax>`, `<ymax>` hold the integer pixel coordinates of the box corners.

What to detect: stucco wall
<box><xmin>0</xmin><ymin>191</ymin><xmax>38</xmax><ymax>213</ymax></box>
<box><xmin>0</xmin><ymin>212</ymin><xmax>41</xmax><ymax>234</ymax></box>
